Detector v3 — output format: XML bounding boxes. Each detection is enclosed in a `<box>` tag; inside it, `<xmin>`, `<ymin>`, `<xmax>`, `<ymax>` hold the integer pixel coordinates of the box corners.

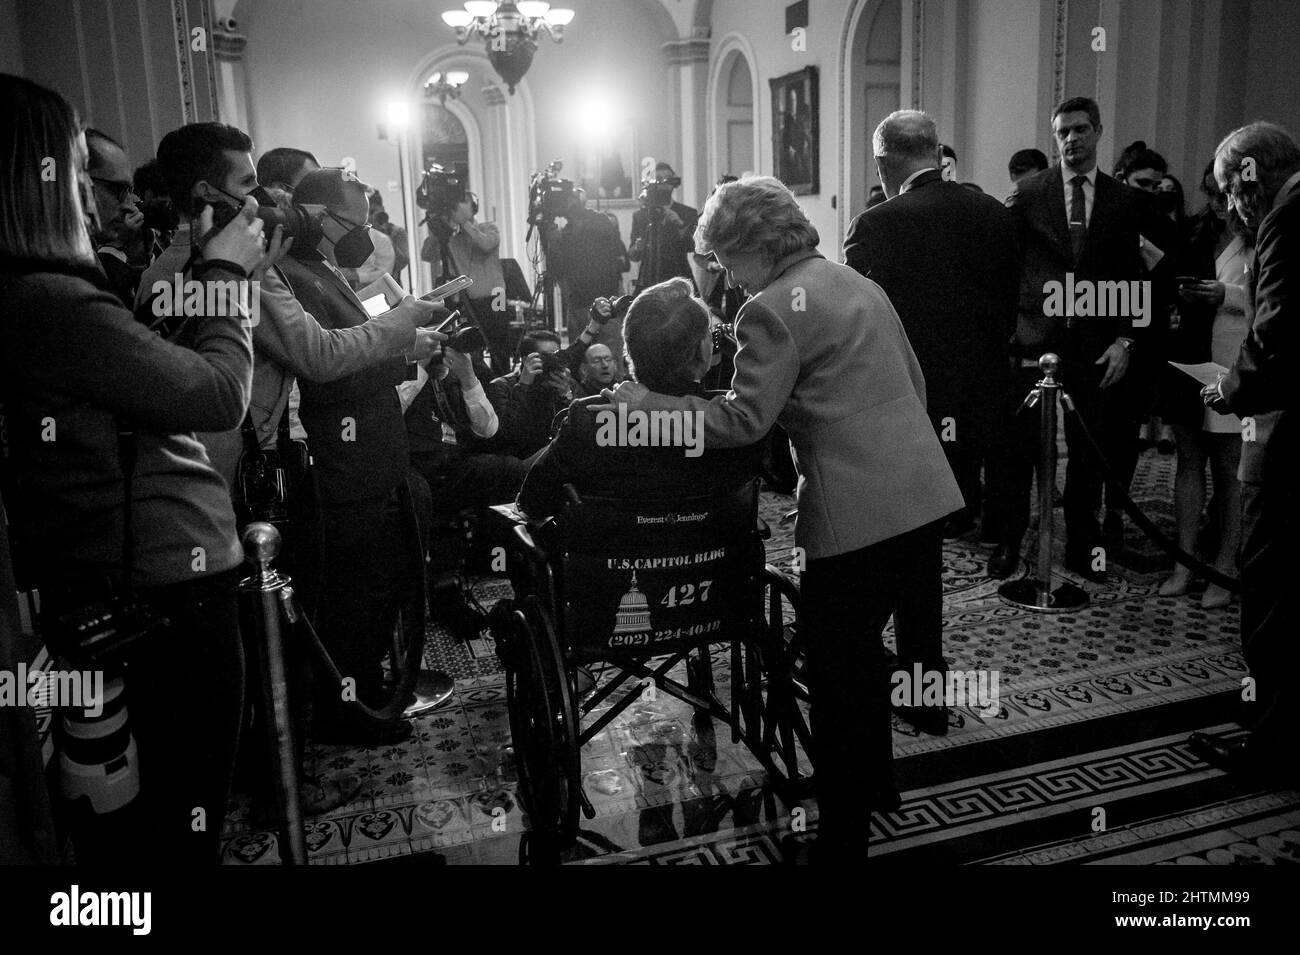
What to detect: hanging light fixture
<box><xmin>441</xmin><ymin>1</ymin><xmax>574</xmax><ymax>94</ymax></box>
<box><xmin>424</xmin><ymin>70</ymin><xmax>471</xmax><ymax>104</ymax></box>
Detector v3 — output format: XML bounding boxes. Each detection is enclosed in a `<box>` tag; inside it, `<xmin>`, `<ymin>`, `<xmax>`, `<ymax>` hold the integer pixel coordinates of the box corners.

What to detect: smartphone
<box><xmin>420</xmin><ymin>275</ymin><xmax>473</xmax><ymax>302</ymax></box>
<box><xmin>432</xmin><ymin>309</ymin><xmax>463</xmax><ymax>334</ymax></box>
<box><xmin>1175</xmin><ymin>275</ymin><xmax>1201</xmax><ymax>286</ymax></box>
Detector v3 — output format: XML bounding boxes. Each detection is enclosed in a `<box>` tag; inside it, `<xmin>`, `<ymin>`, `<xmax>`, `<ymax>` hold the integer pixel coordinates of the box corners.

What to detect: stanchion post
<box><xmin>998</xmin><ymin>353</ymin><xmax>1089</xmax><ymax>612</ymax></box>
<box><xmin>239</xmin><ymin>522</ymin><xmax>308</xmax><ymax>865</ymax></box>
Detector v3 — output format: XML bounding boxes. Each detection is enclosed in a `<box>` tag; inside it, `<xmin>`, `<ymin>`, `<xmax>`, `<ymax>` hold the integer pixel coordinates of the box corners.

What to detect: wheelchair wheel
<box><xmin>745</xmin><ymin>566</ymin><xmax>812</xmax><ymax>782</ymax></box>
<box><xmin>502</xmin><ymin>599</ymin><xmax>580</xmax><ymax>863</ymax></box>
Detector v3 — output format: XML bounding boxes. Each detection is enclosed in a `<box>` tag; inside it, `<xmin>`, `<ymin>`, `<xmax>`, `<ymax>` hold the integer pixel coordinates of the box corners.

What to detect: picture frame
<box><xmin>575</xmin><ymin>126</ymin><xmax>639</xmax><ymax>207</ymax></box>
<box><xmin>770</xmin><ymin>66</ymin><xmax>819</xmax><ymax>195</ymax></box>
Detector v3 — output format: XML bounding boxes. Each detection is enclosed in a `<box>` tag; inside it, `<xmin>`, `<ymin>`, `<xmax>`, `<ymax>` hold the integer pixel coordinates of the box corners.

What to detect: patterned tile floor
<box><xmin>220</xmin><ymin>449</ymin><xmax>1282</xmax><ymax>865</ymax></box>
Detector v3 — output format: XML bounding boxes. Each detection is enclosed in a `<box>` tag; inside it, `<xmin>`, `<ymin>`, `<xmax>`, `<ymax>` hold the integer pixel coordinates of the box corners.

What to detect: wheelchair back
<box><xmin>558</xmin><ymin>479</ymin><xmax>762</xmax><ymax>665</ymax></box>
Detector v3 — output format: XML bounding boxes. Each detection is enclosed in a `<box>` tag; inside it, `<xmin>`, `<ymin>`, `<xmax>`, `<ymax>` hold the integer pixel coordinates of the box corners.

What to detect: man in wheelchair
<box><xmin>516</xmin><ymin>276</ymin><xmax>754</xmax><ymax>518</ymax></box>
<box><xmin>490</xmin><ymin>279</ymin><xmax>807</xmax><ymax>863</ymax></box>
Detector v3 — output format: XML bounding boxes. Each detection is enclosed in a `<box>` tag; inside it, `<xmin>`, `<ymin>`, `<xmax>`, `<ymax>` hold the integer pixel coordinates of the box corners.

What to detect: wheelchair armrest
<box><xmin>511</xmin><ymin>522</ymin><xmax>550</xmax><ymax>565</ymax></box>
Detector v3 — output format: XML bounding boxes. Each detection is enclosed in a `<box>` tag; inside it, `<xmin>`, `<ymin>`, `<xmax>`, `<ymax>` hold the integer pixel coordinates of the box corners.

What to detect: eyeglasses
<box><xmin>324</xmin><ymin>209</ymin><xmax>370</xmax><ymax>231</ymax></box>
<box><xmin>92</xmin><ymin>177</ymin><xmax>135</xmax><ymax>203</ymax></box>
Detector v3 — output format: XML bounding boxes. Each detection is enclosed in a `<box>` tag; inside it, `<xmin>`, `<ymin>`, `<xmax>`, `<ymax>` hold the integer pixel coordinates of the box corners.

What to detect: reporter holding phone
<box><xmin>0</xmin><ymin>75</ymin><xmax>266</xmax><ymax>863</ymax></box>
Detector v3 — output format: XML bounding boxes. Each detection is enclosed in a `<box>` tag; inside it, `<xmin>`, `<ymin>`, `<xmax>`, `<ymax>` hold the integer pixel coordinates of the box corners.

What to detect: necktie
<box><xmin>1069</xmin><ymin>174</ymin><xmax>1088</xmax><ymax>261</ymax></box>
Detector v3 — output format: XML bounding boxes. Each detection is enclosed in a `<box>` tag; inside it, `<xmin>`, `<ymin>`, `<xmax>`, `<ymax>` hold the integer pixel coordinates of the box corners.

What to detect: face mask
<box><xmin>326</xmin><ymin>211</ymin><xmax>374</xmax><ymax>267</ymax></box>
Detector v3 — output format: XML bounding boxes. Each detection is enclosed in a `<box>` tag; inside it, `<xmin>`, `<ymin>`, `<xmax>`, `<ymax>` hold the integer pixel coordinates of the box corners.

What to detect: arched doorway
<box><xmin>708</xmin><ymin>34</ymin><xmax>760</xmax><ymax>186</ymax></box>
<box><xmin>839</xmin><ymin>0</ymin><xmax>902</xmax><ymax>234</ymax></box>
<box><xmin>405</xmin><ymin>46</ymin><xmax>538</xmax><ymax>293</ymax></box>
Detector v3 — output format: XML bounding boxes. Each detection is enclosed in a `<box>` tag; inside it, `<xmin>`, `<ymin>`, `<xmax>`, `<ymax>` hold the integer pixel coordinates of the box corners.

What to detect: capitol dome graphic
<box><xmin>612</xmin><ymin>572</ymin><xmax>653</xmax><ymax>639</ymax></box>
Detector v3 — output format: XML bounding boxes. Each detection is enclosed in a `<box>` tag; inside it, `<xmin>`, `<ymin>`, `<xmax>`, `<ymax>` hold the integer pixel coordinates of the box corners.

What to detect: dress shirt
<box><xmin>1062</xmin><ymin>164</ymin><xmax>1097</xmax><ymax>226</ymax></box>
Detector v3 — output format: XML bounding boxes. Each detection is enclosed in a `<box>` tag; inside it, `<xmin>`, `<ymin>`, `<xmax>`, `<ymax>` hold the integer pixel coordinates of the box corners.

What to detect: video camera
<box><xmin>528</xmin><ymin>159</ymin><xmax>575</xmax><ymax>227</ymax></box>
<box><xmin>416</xmin><ymin>164</ymin><xmax>467</xmax><ymax>220</ymax></box>
<box><xmin>639</xmin><ymin>174</ymin><xmax>681</xmax><ymax>208</ymax></box>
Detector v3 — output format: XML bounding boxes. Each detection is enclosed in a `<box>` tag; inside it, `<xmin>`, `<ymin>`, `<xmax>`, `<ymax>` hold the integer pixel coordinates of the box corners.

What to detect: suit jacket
<box><xmin>278</xmin><ymin>250</ymin><xmax>410</xmax><ymax>504</ymax></box>
<box><xmin>1221</xmin><ymin>173</ymin><xmax>1300</xmax><ymax>485</ymax></box>
<box><xmin>517</xmin><ymin>388</ymin><xmax>755</xmax><ymax>520</ymax></box>
<box><xmin>636</xmin><ymin>250</ymin><xmax>964</xmax><ymax>560</ymax></box>
<box><xmin>136</xmin><ymin>229</ymin><xmax>419</xmax><ymax>486</ymax></box>
<box><xmin>1006</xmin><ymin>166</ymin><xmax>1148</xmax><ymax>363</ymax></box>
<box><xmin>844</xmin><ymin>169</ymin><xmax>1018</xmax><ymax>438</ymax></box>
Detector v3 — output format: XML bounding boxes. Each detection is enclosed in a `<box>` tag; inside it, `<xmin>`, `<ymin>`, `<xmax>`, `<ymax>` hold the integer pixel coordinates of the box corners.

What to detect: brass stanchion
<box><xmin>239</xmin><ymin>522</ymin><xmax>308</xmax><ymax>865</ymax></box>
<box><xmin>998</xmin><ymin>353</ymin><xmax>1090</xmax><ymax>612</ymax></box>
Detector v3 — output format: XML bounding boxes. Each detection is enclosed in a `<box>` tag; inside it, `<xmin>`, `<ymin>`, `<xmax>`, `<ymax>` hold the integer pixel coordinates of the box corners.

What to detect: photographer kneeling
<box><xmin>1</xmin><ymin>75</ymin><xmax>267</xmax><ymax>864</ymax></box>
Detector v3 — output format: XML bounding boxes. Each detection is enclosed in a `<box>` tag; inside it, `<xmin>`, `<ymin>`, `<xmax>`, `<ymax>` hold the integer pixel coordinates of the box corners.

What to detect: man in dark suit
<box><xmin>1192</xmin><ymin>122</ymin><xmax>1300</xmax><ymax>782</ymax></box>
<box><xmin>989</xmin><ymin>96</ymin><xmax>1150</xmax><ymax>581</ymax></box>
<box><xmin>845</xmin><ymin>110</ymin><xmax>1019</xmax><ymax>546</ymax></box>
<box><xmin>279</xmin><ymin>168</ymin><xmax>442</xmax><ymax>745</ymax></box>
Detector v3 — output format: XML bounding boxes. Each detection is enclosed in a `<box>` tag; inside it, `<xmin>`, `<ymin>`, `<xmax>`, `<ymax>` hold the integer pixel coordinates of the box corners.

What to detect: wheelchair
<box><xmin>489</xmin><ymin>478</ymin><xmax>812</xmax><ymax>864</ymax></box>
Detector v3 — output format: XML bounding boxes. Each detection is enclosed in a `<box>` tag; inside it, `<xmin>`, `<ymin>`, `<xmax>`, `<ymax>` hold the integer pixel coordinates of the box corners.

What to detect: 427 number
<box><xmin>659</xmin><ymin>580</ymin><xmax>713</xmax><ymax>608</ymax></box>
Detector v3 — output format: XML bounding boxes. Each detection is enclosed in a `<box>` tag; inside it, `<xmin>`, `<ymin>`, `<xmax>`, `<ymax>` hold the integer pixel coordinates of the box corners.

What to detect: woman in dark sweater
<box><xmin>0</xmin><ymin>74</ymin><xmax>267</xmax><ymax>863</ymax></box>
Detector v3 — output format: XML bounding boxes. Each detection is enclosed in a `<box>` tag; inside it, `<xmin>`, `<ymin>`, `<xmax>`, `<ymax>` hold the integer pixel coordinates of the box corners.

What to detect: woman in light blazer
<box><xmin>605</xmin><ymin>176</ymin><xmax>963</xmax><ymax>862</ymax></box>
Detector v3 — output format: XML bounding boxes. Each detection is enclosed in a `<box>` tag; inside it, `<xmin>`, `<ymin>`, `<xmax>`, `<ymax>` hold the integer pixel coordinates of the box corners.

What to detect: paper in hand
<box><xmin>1168</xmin><ymin>361</ymin><xmax>1229</xmax><ymax>387</ymax></box>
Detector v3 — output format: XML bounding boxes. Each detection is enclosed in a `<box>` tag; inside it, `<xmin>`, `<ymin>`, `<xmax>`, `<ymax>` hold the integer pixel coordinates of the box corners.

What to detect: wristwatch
<box><xmin>1116</xmin><ymin>337</ymin><xmax>1135</xmax><ymax>352</ymax></box>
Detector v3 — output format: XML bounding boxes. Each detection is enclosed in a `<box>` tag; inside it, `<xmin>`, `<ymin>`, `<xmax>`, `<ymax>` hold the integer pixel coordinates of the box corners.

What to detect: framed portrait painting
<box><xmin>575</xmin><ymin>126</ymin><xmax>638</xmax><ymax>205</ymax></box>
<box><xmin>770</xmin><ymin>66</ymin><xmax>819</xmax><ymax>195</ymax></box>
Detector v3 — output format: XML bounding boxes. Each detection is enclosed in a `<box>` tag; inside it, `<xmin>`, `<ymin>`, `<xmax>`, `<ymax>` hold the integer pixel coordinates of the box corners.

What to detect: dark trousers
<box><xmin>468</xmin><ymin>298</ymin><xmax>516</xmax><ymax>378</ymax></box>
<box><xmin>1239</xmin><ymin>480</ymin><xmax>1300</xmax><ymax>750</ymax></box>
<box><xmin>987</xmin><ymin>361</ymin><xmax>1112</xmax><ymax>557</ymax></box>
<box><xmin>800</xmin><ymin>519</ymin><xmax>945</xmax><ymax>854</ymax></box>
<box><xmin>127</xmin><ymin>567</ymin><xmax>244</xmax><ymax>864</ymax></box>
<box><xmin>305</xmin><ymin>484</ymin><xmax>424</xmax><ymax>723</ymax></box>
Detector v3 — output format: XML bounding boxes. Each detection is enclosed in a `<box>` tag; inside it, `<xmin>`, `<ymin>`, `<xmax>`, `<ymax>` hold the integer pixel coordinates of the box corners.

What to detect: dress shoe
<box><xmin>1200</xmin><ymin>583</ymin><xmax>1233</xmax><ymax>610</ymax></box>
<box><xmin>986</xmin><ymin>543</ymin><xmax>1020</xmax><ymax>579</ymax></box>
<box><xmin>1158</xmin><ymin>570</ymin><xmax>1193</xmax><ymax>597</ymax></box>
<box><xmin>892</xmin><ymin>704</ymin><xmax>950</xmax><ymax>736</ymax></box>
<box><xmin>1186</xmin><ymin>732</ymin><xmax>1296</xmax><ymax>784</ymax></box>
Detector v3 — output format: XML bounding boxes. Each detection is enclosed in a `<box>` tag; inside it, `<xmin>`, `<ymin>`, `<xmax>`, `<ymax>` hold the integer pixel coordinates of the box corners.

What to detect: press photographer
<box><xmin>0</xmin><ymin>74</ymin><xmax>270</xmax><ymax>864</ymax></box>
<box><xmin>419</xmin><ymin>166</ymin><xmax>513</xmax><ymax>376</ymax></box>
<box><xmin>139</xmin><ymin>123</ymin><xmax>441</xmax><ymax>491</ymax></box>
<box><xmin>544</xmin><ymin>187</ymin><xmax>629</xmax><ymax>345</ymax></box>
<box><xmin>402</xmin><ymin>316</ymin><xmax>529</xmax><ymax>516</ymax></box>
<box><xmin>628</xmin><ymin>161</ymin><xmax>698</xmax><ymax>292</ymax></box>
<box><xmin>487</xmin><ymin>295</ymin><xmax>630</xmax><ymax>457</ymax></box>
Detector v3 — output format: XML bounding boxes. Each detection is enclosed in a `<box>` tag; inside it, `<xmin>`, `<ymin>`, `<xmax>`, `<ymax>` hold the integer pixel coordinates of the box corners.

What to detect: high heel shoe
<box><xmin>1158</xmin><ymin>572</ymin><xmax>1193</xmax><ymax>597</ymax></box>
<box><xmin>1201</xmin><ymin>584</ymin><xmax>1232</xmax><ymax>610</ymax></box>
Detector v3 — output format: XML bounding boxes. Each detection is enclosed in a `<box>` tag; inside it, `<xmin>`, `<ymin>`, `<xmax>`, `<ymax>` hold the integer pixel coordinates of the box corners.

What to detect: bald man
<box><xmin>576</xmin><ymin>342</ymin><xmax>620</xmax><ymax>398</ymax></box>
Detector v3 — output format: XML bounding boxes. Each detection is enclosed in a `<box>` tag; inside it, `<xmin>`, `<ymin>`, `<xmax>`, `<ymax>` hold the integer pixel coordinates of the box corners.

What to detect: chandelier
<box><xmin>441</xmin><ymin>1</ymin><xmax>574</xmax><ymax>94</ymax></box>
<box><xmin>424</xmin><ymin>70</ymin><xmax>470</xmax><ymax>104</ymax></box>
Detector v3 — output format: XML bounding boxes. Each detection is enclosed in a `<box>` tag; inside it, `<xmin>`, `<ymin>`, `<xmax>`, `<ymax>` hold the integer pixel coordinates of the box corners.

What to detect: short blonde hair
<box><xmin>694</xmin><ymin>175</ymin><xmax>819</xmax><ymax>260</ymax></box>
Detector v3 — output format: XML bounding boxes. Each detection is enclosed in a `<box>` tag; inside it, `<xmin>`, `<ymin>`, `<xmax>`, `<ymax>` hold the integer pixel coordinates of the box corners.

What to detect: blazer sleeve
<box><xmin>13</xmin><ymin>272</ymin><xmax>252</xmax><ymax>433</ymax></box>
<box><xmin>639</xmin><ymin>298</ymin><xmax>798</xmax><ymax>448</ymax></box>
<box><xmin>1222</xmin><ymin>203</ymin><xmax>1297</xmax><ymax>414</ymax></box>
<box><xmin>842</xmin><ymin>212</ymin><xmax>877</xmax><ymax>278</ymax></box>
<box><xmin>253</xmin><ymin>266</ymin><xmax>416</xmax><ymax>383</ymax></box>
